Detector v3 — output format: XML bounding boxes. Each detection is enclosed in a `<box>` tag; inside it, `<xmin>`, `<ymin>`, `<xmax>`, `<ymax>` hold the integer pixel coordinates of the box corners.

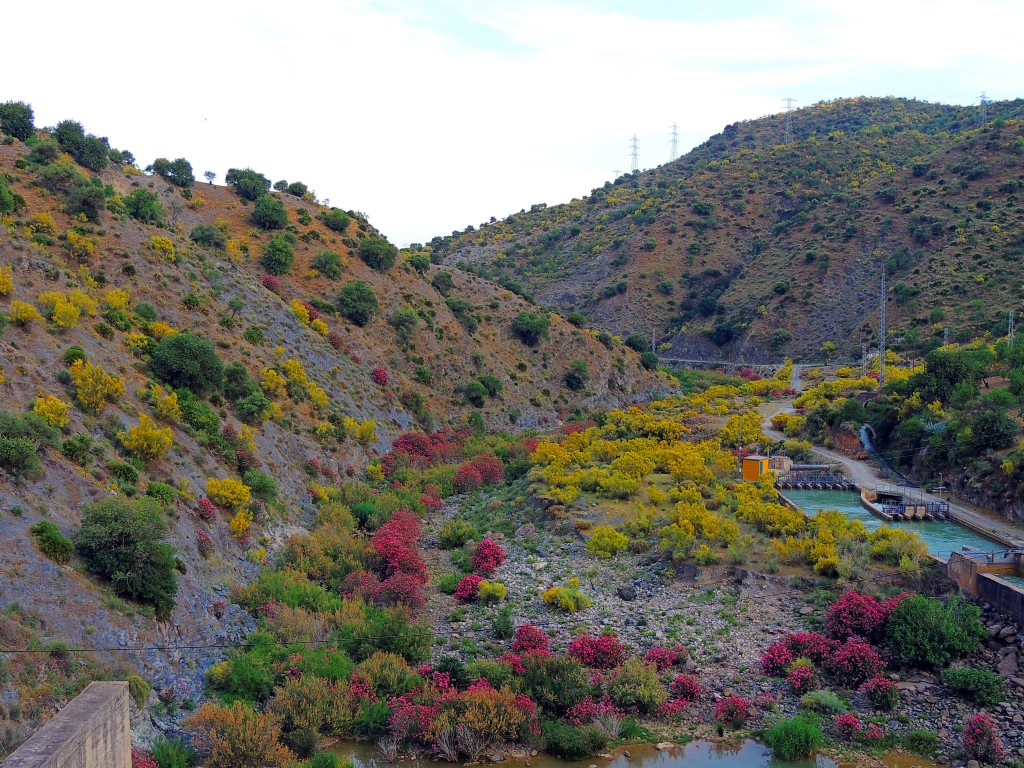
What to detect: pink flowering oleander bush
<box><xmin>658</xmin><ymin>698</ymin><xmax>691</xmax><ymax>721</ymax></box>
<box><xmin>714</xmin><ymin>697</ymin><xmax>752</xmax><ymax>728</ymax></box>
<box><xmin>645</xmin><ymin>644</ymin><xmax>687</xmax><ymax>671</ymax></box>
<box><xmin>826</xmin><ymin>636</ymin><xmax>886</xmax><ymax>687</ymax></box>
<box><xmin>131</xmin><ymin>749</ymin><xmax>158</xmax><ymax>768</ymax></box>
<box><xmin>860</xmin><ymin>675</ymin><xmax>900</xmax><ymax>711</ymax></box>
<box><xmin>832</xmin><ymin>713</ymin><xmax>863</xmax><ymax>740</ymax></box>
<box><xmin>259</xmin><ymin>274</ymin><xmax>280</xmax><ymax>292</ymax></box>
<box><xmin>471</xmin><ymin>539</ymin><xmax>507</xmax><ymax>575</ymax></box>
<box><xmin>454</xmin><ymin>574</ymin><xmax>483</xmax><ymax>602</ymax></box>
<box><xmin>511</xmin><ymin>624</ymin><xmax>549</xmax><ymax>655</ymax></box>
<box><xmin>860</xmin><ymin>723</ymin><xmax>887</xmax><ymax>743</ymax></box>
<box><xmin>567</xmin><ymin>632</ymin><xmax>627</xmax><ymax>669</ymax></box>
<box><xmin>787</xmin><ymin>663</ymin><xmax>819</xmax><ymax>694</ymax></box>
<box><xmin>760</xmin><ymin>642</ymin><xmax>795</xmax><ymax>676</ymax></box>
<box><xmin>668</xmin><ymin>674</ymin><xmax>703</xmax><ymax>703</ymax></box>
<box><xmin>499</xmin><ymin>652</ymin><xmax>525</xmax><ymax>674</ymax></box>
<box><xmin>453</xmin><ymin>463</ymin><xmax>483</xmax><ymax>493</ymax></box>
<box><xmin>197</xmin><ymin>529</ymin><xmax>214</xmax><ymax>557</ymax></box>
<box><xmin>196</xmin><ymin>497</ymin><xmax>217</xmax><ymax>520</ymax></box>
<box><xmin>371</xmin><ymin>367</ymin><xmax>389</xmax><ymax>386</ymax></box>
<box><xmin>825</xmin><ymin>590</ymin><xmax>910</xmax><ymax>641</ymax></box>
<box><xmin>565</xmin><ymin>695</ymin><xmax>625</xmax><ymax>726</ymax></box>
<box><xmin>963</xmin><ymin>713</ymin><xmax>1005</xmax><ymax>763</ymax></box>
<box><xmin>784</xmin><ymin>631</ymin><xmax>839</xmax><ymax>665</ymax></box>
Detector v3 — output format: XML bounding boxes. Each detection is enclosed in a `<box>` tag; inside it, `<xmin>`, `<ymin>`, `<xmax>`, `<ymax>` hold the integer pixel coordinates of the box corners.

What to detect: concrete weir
<box><xmin>1</xmin><ymin>682</ymin><xmax>130</xmax><ymax>768</ymax></box>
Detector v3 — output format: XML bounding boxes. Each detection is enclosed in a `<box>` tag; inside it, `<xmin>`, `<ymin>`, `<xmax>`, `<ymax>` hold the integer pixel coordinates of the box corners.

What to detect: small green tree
<box><xmin>885</xmin><ymin>595</ymin><xmax>985</xmax><ymax>667</ymax></box>
<box><xmin>511</xmin><ymin>311</ymin><xmax>550</xmax><ymax>345</ymax></box>
<box><xmin>407</xmin><ymin>253</ymin><xmax>430</xmax><ymax>274</ymax></box>
<box><xmin>286</xmin><ymin>181</ymin><xmax>308</xmax><ymax>197</ymax></box>
<box><xmin>225</xmin><ymin>167</ymin><xmax>271</xmax><ymax>200</ymax></box>
<box><xmin>124</xmin><ymin>189</ymin><xmax>163</xmax><ymax>224</ymax></box>
<box><xmin>0</xmin><ymin>101</ymin><xmax>34</xmax><ymax>141</ymax></box>
<box><xmin>389</xmin><ymin>307</ymin><xmax>419</xmax><ymax>342</ymax></box>
<box><xmin>150</xmin><ymin>332</ymin><xmax>224</xmax><ymax>395</ymax></box>
<box><xmin>563</xmin><ymin>360</ymin><xmax>590</xmax><ymax>390</ymax></box>
<box><xmin>318</xmin><ymin>208</ymin><xmax>349</xmax><ymax>233</ymax></box>
<box><xmin>204</xmin><ymin>170</ymin><xmax>216</xmax><ymax>184</ymax></box>
<box><xmin>312</xmin><ymin>250</ymin><xmax>343</xmax><ymax>279</ymax></box>
<box><xmin>357</xmin><ymin>236</ymin><xmax>398</xmax><ymax>271</ymax></box>
<box><xmin>464</xmin><ymin>380</ymin><xmax>487</xmax><ymax>407</ymax></box>
<box><xmin>190</xmin><ymin>223</ymin><xmax>227</xmax><ymax>249</ymax></box>
<box><xmin>252</xmin><ymin>195</ymin><xmax>288</xmax><ymax>229</ymax></box>
<box><xmin>148</xmin><ymin>157</ymin><xmax>195</xmax><ymax>187</ymax></box>
<box><xmin>260</xmin><ymin>235</ymin><xmax>295</xmax><ymax>274</ymax></box>
<box><xmin>431</xmin><ymin>271</ymin><xmax>454</xmax><ymax>295</ymax></box>
<box><xmin>75</xmin><ymin>497</ymin><xmax>178</xmax><ymax>618</ymax></box>
<box><xmin>337</xmin><ymin>281</ymin><xmax>379</xmax><ymax>327</ymax></box>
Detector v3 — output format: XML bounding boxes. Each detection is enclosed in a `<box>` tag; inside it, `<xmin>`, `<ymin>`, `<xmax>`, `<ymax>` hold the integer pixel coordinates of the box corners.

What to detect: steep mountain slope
<box><xmin>0</xmin><ymin>111</ymin><xmax>661</xmax><ymax>734</ymax></box>
<box><xmin>433</xmin><ymin>97</ymin><xmax>1024</xmax><ymax>360</ymax></box>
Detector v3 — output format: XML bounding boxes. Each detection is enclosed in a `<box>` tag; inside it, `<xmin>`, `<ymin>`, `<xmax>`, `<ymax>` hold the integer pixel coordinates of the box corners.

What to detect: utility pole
<box><xmin>670</xmin><ymin>123</ymin><xmax>679</xmax><ymax>162</ymax></box>
<box><xmin>1009</xmin><ymin>310</ymin><xmax>1015</xmax><ymax>342</ymax></box>
<box><xmin>782</xmin><ymin>97</ymin><xmax>796</xmax><ymax>144</ymax></box>
<box><xmin>943</xmin><ymin>326</ymin><xmax>949</xmax><ymax>347</ymax></box>
<box><xmin>879</xmin><ymin>269</ymin><xmax>887</xmax><ymax>386</ymax></box>
<box><xmin>979</xmin><ymin>91</ymin><xmax>990</xmax><ymax>124</ymax></box>
<box><xmin>630</xmin><ymin>135</ymin><xmax>639</xmax><ymax>174</ymax></box>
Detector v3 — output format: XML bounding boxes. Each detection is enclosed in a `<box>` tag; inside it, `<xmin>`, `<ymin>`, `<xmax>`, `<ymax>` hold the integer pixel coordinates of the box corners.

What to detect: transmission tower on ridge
<box><xmin>782</xmin><ymin>97</ymin><xmax>796</xmax><ymax>144</ymax></box>
<box><xmin>1009</xmin><ymin>310</ymin><xmax>1016</xmax><ymax>342</ymax></box>
<box><xmin>979</xmin><ymin>91</ymin><xmax>990</xmax><ymax>124</ymax></box>
<box><xmin>670</xmin><ymin>123</ymin><xmax>679</xmax><ymax>161</ymax></box>
<box><xmin>630</xmin><ymin>135</ymin><xmax>639</xmax><ymax>173</ymax></box>
<box><xmin>879</xmin><ymin>269</ymin><xmax>887</xmax><ymax>386</ymax></box>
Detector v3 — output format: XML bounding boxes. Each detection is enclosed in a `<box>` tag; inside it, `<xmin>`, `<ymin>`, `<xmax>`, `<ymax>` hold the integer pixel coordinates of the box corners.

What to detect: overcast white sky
<box><xmin>5</xmin><ymin>0</ymin><xmax>1024</xmax><ymax>245</ymax></box>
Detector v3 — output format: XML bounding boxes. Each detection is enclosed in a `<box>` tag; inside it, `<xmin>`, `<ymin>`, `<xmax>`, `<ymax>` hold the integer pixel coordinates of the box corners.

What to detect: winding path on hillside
<box><xmin>759</xmin><ymin>367</ymin><xmax>1024</xmax><ymax>549</ymax></box>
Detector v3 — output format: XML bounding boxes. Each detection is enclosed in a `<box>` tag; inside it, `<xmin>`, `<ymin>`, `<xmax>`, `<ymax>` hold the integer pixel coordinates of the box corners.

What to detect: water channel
<box><xmin>331</xmin><ymin>741</ymin><xmax>838</xmax><ymax>768</ymax></box>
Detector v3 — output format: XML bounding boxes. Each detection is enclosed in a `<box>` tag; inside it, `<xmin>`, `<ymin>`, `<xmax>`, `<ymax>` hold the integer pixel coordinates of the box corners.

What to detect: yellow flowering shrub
<box><xmin>0</xmin><ymin>265</ymin><xmax>14</xmax><ymax>296</ymax></box>
<box><xmin>281</xmin><ymin>358</ymin><xmax>308</xmax><ymax>387</ymax></box>
<box><xmin>67</xmin><ymin>290</ymin><xmax>98</xmax><ymax>316</ymax></box>
<box><xmin>8</xmin><ymin>300</ymin><xmax>42</xmax><ymax>326</ymax></box>
<box><xmin>150</xmin><ymin>385</ymin><xmax>181</xmax><ymax>422</ymax></box>
<box><xmin>306</xmin><ymin>382</ymin><xmax>329</xmax><ymax>410</ymax></box>
<box><xmin>542</xmin><ymin>579</ymin><xmax>591</xmax><ymax>613</ymax></box>
<box><xmin>146</xmin><ymin>321</ymin><xmax>177</xmax><ymax>339</ymax></box>
<box><xmin>150</xmin><ymin>236</ymin><xmax>176</xmax><ymax>261</ymax></box>
<box><xmin>33</xmin><ymin>394</ymin><xmax>70</xmax><ymax>429</ymax></box>
<box><xmin>38</xmin><ymin>292</ymin><xmax>81</xmax><ymax>330</ymax></box>
<box><xmin>289</xmin><ymin>299</ymin><xmax>311</xmax><ymax>325</ymax></box>
<box><xmin>65</xmin><ymin>230</ymin><xmax>98</xmax><ymax>261</ymax></box>
<box><xmin>102</xmin><ymin>289</ymin><xmax>131</xmax><ymax>311</ymax></box>
<box><xmin>586</xmin><ymin>525</ymin><xmax>629</xmax><ymax>558</ymax></box>
<box><xmin>230</xmin><ymin>509</ymin><xmax>253</xmax><ymax>538</ymax></box>
<box><xmin>237</xmin><ymin>425</ymin><xmax>258</xmax><ymax>451</ymax></box>
<box><xmin>69</xmin><ymin>359</ymin><xmax>125</xmax><ymax>413</ymax></box>
<box><xmin>28</xmin><ymin>212</ymin><xmax>57</xmax><ymax>236</ymax></box>
<box><xmin>125</xmin><ymin>331</ymin><xmax>152</xmax><ymax>353</ymax></box>
<box><xmin>310</xmin><ymin>318</ymin><xmax>329</xmax><ymax>336</ymax></box>
<box><xmin>260</xmin><ymin>368</ymin><xmax>288</xmax><ymax>398</ymax></box>
<box><xmin>121</xmin><ymin>415</ymin><xmax>174</xmax><ymax>463</ymax></box>
<box><xmin>206</xmin><ymin>477</ymin><xmax>251</xmax><ymax>510</ymax></box>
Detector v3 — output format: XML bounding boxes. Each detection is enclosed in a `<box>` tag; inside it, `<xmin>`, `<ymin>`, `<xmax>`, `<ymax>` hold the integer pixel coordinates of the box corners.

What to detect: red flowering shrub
<box><xmin>784</xmin><ymin>631</ymin><xmax>838</xmax><ymax>665</ymax></box>
<box><xmin>658</xmin><ymin>698</ymin><xmax>691</xmax><ymax>720</ymax></box>
<box><xmin>511</xmin><ymin>624</ymin><xmax>549</xmax><ymax>655</ymax></box>
<box><xmin>668</xmin><ymin>675</ymin><xmax>703</xmax><ymax>703</ymax></box>
<box><xmin>499</xmin><ymin>652</ymin><xmax>525</xmax><ymax>673</ymax></box>
<box><xmin>196</xmin><ymin>497</ymin><xmax>217</xmax><ymax>520</ymax></box>
<box><xmin>471</xmin><ymin>539</ymin><xmax>506</xmax><ymax>574</ymax></box>
<box><xmin>566</xmin><ymin>696</ymin><xmax>626</xmax><ymax>737</ymax></box>
<box><xmin>453</xmin><ymin>463</ymin><xmax>483</xmax><ymax>493</ymax></box>
<box><xmin>259</xmin><ymin>274</ymin><xmax>280</xmax><ymax>292</ymax></box>
<box><xmin>567</xmin><ymin>633</ymin><xmax>626</xmax><ymax>669</ymax></box>
<box><xmin>832</xmin><ymin>713</ymin><xmax>862</xmax><ymax>740</ymax></box>
<box><xmin>132</xmin><ymin>749</ymin><xmax>158</xmax><ymax>768</ymax></box>
<box><xmin>963</xmin><ymin>712</ymin><xmax>1005</xmax><ymax>763</ymax></box>
<box><xmin>759</xmin><ymin>642</ymin><xmax>794</xmax><ymax>676</ymax></box>
<box><xmin>302</xmin><ymin>301</ymin><xmax>319</xmax><ymax>321</ymax></box>
<box><xmin>787</xmin><ymin>664</ymin><xmax>818</xmax><ymax>694</ymax></box>
<box><xmin>454</xmin><ymin>574</ymin><xmax>483</xmax><ymax>602</ymax></box>
<box><xmin>825</xmin><ymin>590</ymin><xmax>901</xmax><ymax>641</ymax></box>
<box><xmin>860</xmin><ymin>675</ymin><xmax>900</xmax><ymax>710</ymax></box>
<box><xmin>470</xmin><ymin>453</ymin><xmax>504</xmax><ymax>485</ymax></box>
<box><xmin>387</xmin><ymin>694</ymin><xmax>433</xmax><ymax>742</ymax></box>
<box><xmin>236</xmin><ymin>449</ymin><xmax>260</xmax><ymax>473</ymax></box>
<box><xmin>645</xmin><ymin>644</ymin><xmax>687</xmax><ymax>671</ymax></box>
<box><xmin>826</xmin><ymin>637</ymin><xmax>885</xmax><ymax>687</ymax></box>
<box><xmin>197</xmin><ymin>529</ymin><xmax>214</xmax><ymax>557</ymax></box>
<box><xmin>327</xmin><ymin>331</ymin><xmax>343</xmax><ymax>349</ymax></box>
<box><xmin>714</xmin><ymin>697</ymin><xmax>751</xmax><ymax>728</ymax></box>
<box><xmin>860</xmin><ymin>723</ymin><xmax>887</xmax><ymax>743</ymax></box>
<box><xmin>419</xmin><ymin>490</ymin><xmax>443</xmax><ymax>513</ymax></box>
<box><xmin>371</xmin><ymin>367</ymin><xmax>389</xmax><ymax>386</ymax></box>
<box><xmin>344</xmin><ymin>509</ymin><xmax>428</xmax><ymax>607</ymax></box>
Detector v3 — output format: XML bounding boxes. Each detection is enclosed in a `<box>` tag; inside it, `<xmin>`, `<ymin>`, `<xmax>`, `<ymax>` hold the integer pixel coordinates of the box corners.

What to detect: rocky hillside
<box><xmin>0</xmin><ymin>105</ymin><xmax>662</xmax><ymax>742</ymax></box>
<box><xmin>432</xmin><ymin>97</ymin><xmax>1024</xmax><ymax>361</ymax></box>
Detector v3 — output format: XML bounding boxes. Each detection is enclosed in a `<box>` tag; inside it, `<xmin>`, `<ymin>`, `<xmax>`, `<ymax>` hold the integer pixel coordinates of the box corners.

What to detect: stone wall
<box><xmin>1</xmin><ymin>682</ymin><xmax>130</xmax><ymax>768</ymax></box>
<box><xmin>947</xmin><ymin>551</ymin><xmax>1024</xmax><ymax>629</ymax></box>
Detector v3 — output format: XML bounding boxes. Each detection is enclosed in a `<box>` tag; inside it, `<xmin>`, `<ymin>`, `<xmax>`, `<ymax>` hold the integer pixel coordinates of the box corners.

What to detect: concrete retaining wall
<box><xmin>1</xmin><ymin>682</ymin><xmax>130</xmax><ymax>768</ymax></box>
<box><xmin>947</xmin><ymin>552</ymin><xmax>1024</xmax><ymax>627</ymax></box>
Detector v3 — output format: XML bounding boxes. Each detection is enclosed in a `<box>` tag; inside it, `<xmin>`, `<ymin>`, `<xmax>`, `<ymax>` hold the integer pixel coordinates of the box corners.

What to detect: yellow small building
<box><xmin>742</xmin><ymin>455</ymin><xmax>769</xmax><ymax>482</ymax></box>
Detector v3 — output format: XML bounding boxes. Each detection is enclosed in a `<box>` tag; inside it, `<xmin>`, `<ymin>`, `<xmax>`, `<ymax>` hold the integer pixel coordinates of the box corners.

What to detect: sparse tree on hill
<box><xmin>204</xmin><ymin>170</ymin><xmax>216</xmax><ymax>184</ymax></box>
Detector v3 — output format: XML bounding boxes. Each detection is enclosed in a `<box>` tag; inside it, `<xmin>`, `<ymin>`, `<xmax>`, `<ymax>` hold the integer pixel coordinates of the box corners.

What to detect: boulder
<box><xmin>617</xmin><ymin>585</ymin><xmax>638</xmax><ymax>601</ymax></box>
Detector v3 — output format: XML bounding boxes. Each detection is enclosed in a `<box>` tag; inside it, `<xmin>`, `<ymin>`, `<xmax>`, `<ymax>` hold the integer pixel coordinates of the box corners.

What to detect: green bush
<box><xmin>885</xmin><ymin>595</ymin><xmax>985</xmax><ymax>667</ymax></box>
<box><xmin>75</xmin><ymin>497</ymin><xmax>178</xmax><ymax>618</ymax></box>
<box><xmin>477</xmin><ymin>374</ymin><xmax>503</xmax><ymax>397</ymax></box>
<box><xmin>902</xmin><ymin>728</ymin><xmax>939</xmax><ymax>757</ymax></box>
<box><xmin>763</xmin><ymin>716</ymin><xmax>823</xmax><ymax>760</ymax></box>
<box><xmin>388</xmin><ymin>308</ymin><xmax>419</xmax><ymax>341</ymax></box>
<box><xmin>446</xmin><ymin>297</ymin><xmax>478</xmax><ymax>333</ymax></box>
<box><xmin>521</xmin><ymin>654</ymin><xmax>591</xmax><ymax>715</ymax></box>
<box><xmin>565</xmin><ymin>311</ymin><xmax>588</xmax><ymax>327</ymax></box>
<box><xmin>318</xmin><ymin>208</ymin><xmax>350</xmax><ymax>233</ymax></box>
<box><xmin>542</xmin><ymin>720</ymin><xmax>606</xmax><ymax>760</ymax></box>
<box><xmin>145</xmin><ymin>482</ymin><xmax>178</xmax><ymax>506</ymax></box>
<box><xmin>357</xmin><ymin>236</ymin><xmax>398</xmax><ymax>272</ymax></box>
<box><xmin>149</xmin><ymin>735</ymin><xmax>197</xmax><ymax>768</ymax></box>
<box><xmin>408</xmin><ymin>253</ymin><xmax>429</xmax><ymax>273</ymax></box>
<box><xmin>190</xmin><ymin>223</ymin><xmax>226</xmax><ymax>249</ymax></box>
<box><xmin>0</xmin><ymin>411</ymin><xmax>60</xmax><ymax>449</ymax></box>
<box><xmin>260</xmin><ymin>234</ymin><xmax>295</xmax><ymax>274</ymax></box>
<box><xmin>252</xmin><ymin>194</ymin><xmax>288</xmax><ymax>229</ymax></box>
<box><xmin>492</xmin><ymin>603</ymin><xmax>514</xmax><ymax>639</ymax></box>
<box><xmin>606</xmin><ymin>658</ymin><xmax>668</xmax><ymax>714</ymax></box>
<box><xmin>225</xmin><ymin>167</ymin><xmax>271</xmax><ymax>200</ymax></box>
<box><xmin>30</xmin><ymin>521</ymin><xmax>74</xmax><ymax>564</ymax></box>
<box><xmin>150</xmin><ymin>333</ymin><xmax>224</xmax><ymax>395</ymax></box>
<box><xmin>0</xmin><ymin>436</ymin><xmax>42</xmax><ymax>480</ymax></box>
<box><xmin>336</xmin><ymin>280</ymin><xmax>379</xmax><ymax>327</ymax></box>
<box><xmin>148</xmin><ymin>158</ymin><xmax>194</xmax><ymax>188</ymax></box>
<box><xmin>942</xmin><ymin>667</ymin><xmax>1003</xmax><ymax>705</ymax></box>
<box><xmin>54</xmin><ymin>120</ymin><xmax>108</xmax><ymax>172</ymax></box>
<box><xmin>563</xmin><ymin>359</ymin><xmax>590</xmax><ymax>390</ymax></box>
<box><xmin>431</xmin><ymin>271</ymin><xmax>454</xmax><ymax>295</ymax></box>
<box><xmin>434</xmin><ymin>572</ymin><xmax>461</xmax><ymax>594</ymax></box>
<box><xmin>312</xmin><ymin>250</ymin><xmax>344</xmax><ymax>279</ymax></box>
<box><xmin>464</xmin><ymin>380</ymin><xmax>487</xmax><ymax>407</ymax></box>
<box><xmin>439</xmin><ymin>518</ymin><xmax>474</xmax><ymax>549</ymax></box>
<box><xmin>511</xmin><ymin>311</ymin><xmax>550</xmax><ymax>345</ymax></box>
<box><xmin>0</xmin><ymin>101</ymin><xmax>34</xmax><ymax>141</ymax></box>
<box><xmin>124</xmin><ymin>189</ymin><xmax>163</xmax><ymax>224</ymax></box>
<box><xmin>223</xmin><ymin>361</ymin><xmax>258</xmax><ymax>402</ymax></box>
<box><xmin>800</xmin><ymin>689</ymin><xmax>848</xmax><ymax>714</ymax></box>
<box><xmin>61</xmin><ymin>433</ymin><xmax>95</xmax><ymax>466</ymax></box>
<box><xmin>243</xmin><ymin>470</ymin><xmax>278</xmax><ymax>503</ymax></box>
<box><xmin>127</xmin><ymin>673</ymin><xmax>151</xmax><ymax>708</ymax></box>
<box><xmin>235</xmin><ymin>392</ymin><xmax>272</xmax><ymax>425</ymax></box>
